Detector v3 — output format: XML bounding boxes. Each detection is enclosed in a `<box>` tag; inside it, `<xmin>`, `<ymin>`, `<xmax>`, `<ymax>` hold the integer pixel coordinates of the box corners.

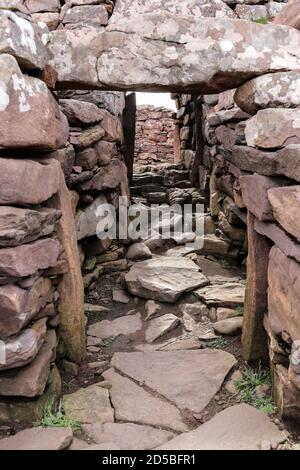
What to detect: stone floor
<box><xmin>0</xmin><ymin>164</ymin><xmax>294</xmax><ymax>450</ymax></box>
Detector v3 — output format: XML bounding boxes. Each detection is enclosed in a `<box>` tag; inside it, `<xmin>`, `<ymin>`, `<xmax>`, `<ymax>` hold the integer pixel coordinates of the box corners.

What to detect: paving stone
<box><xmin>145</xmin><ymin>314</ymin><xmax>180</xmax><ymax>343</ymax></box>
<box><xmin>156</xmin><ymin>404</ymin><xmax>285</xmax><ymax>450</ymax></box>
<box><xmin>82</xmin><ymin>422</ymin><xmax>174</xmax><ymax>450</ymax></box>
<box><xmin>111</xmin><ymin>350</ymin><xmax>236</xmax><ymax>414</ymax></box>
<box><xmin>194</xmin><ymin>283</ymin><xmax>245</xmax><ymax>308</ymax></box>
<box><xmin>102</xmin><ymin>368</ymin><xmax>188</xmax><ymax>432</ymax></box>
<box><xmin>0</xmin><ymin>426</ymin><xmax>73</xmax><ymax>450</ymax></box>
<box><xmin>87</xmin><ymin>313</ymin><xmax>142</xmax><ymax>340</ymax></box>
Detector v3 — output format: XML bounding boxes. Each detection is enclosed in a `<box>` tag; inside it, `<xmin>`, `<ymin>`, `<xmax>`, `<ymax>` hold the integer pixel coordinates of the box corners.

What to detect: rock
<box><xmin>32</xmin><ymin>12</ymin><xmax>60</xmax><ymax>31</ymax></box>
<box><xmin>75</xmin><ymin>194</ymin><xmax>110</xmax><ymax>240</ymax></box>
<box><xmin>180</xmin><ymin>303</ymin><xmax>209</xmax><ymax>318</ymax></box>
<box><xmin>136</xmin><ymin>334</ymin><xmax>201</xmax><ymax>352</ymax></box>
<box><xmin>196</xmin><ymin>234</ymin><xmax>231</xmax><ymax>258</ymax></box>
<box><xmin>255</xmin><ymin>384</ymin><xmax>271</xmax><ymax>399</ymax></box>
<box><xmin>166</xmin><ymin>246</ymin><xmax>196</xmax><ymax>258</ymax></box>
<box><xmin>0</xmin><ymin>366</ymin><xmax>61</xmax><ymax>424</ymax></box>
<box><xmin>94</xmin><ymin>140</ymin><xmax>116</xmax><ymax>166</ymax></box>
<box><xmin>102</xmin><ymin>368</ymin><xmax>188</xmax><ymax>432</ymax></box>
<box><xmin>48</xmin><ymin>144</ymin><xmax>75</xmax><ymax>178</ymax></box>
<box><xmin>99</xmin><ymin>109</ymin><xmax>123</xmax><ymax>143</ymax></box>
<box><xmin>111</xmin><ymin>350</ymin><xmax>236</xmax><ymax>414</ymax></box>
<box><xmin>245</xmin><ymin>109</ymin><xmax>300</xmax><ymax>149</ymax></box>
<box><xmin>0</xmin><ymin>11</ymin><xmax>49</xmax><ymax>70</ymax></box>
<box><xmin>145</xmin><ymin>300</ymin><xmax>161</xmax><ymax>320</ymax></box>
<box><xmin>239</xmin><ymin>174</ymin><xmax>286</xmax><ymax>221</ymax></box>
<box><xmin>0</xmin><ymin>330</ymin><xmax>56</xmax><ymax>397</ymax></box>
<box><xmin>84</xmin><ymin>303</ymin><xmax>109</xmax><ymax>315</ymax></box>
<box><xmin>63</xmin><ymin>383</ymin><xmax>114</xmax><ymax>424</ymax></box>
<box><xmin>125</xmin><ymin>256</ymin><xmax>209</xmax><ymax>303</ymax></box>
<box><xmin>0</xmin><ymin>207</ymin><xmax>60</xmax><ymax>248</ymax></box>
<box><xmin>87</xmin><ymin>313</ymin><xmax>142</xmax><ymax>340</ymax></box>
<box><xmin>254</xmin><ymin>219</ymin><xmax>300</xmax><ymax>263</ymax></box>
<box><xmin>63</xmin><ymin>5</ymin><xmax>108</xmax><ymax>26</ymax></box>
<box><xmin>0</xmin><ymin>238</ymin><xmax>61</xmax><ymax>278</ymax></box>
<box><xmin>235</xmin><ymin>4</ymin><xmax>267</xmax><ymax>20</ymax></box>
<box><xmin>213</xmin><ymin>317</ymin><xmax>243</xmax><ymax>335</ymax></box>
<box><xmin>0</xmin><ymin>55</ymin><xmax>68</xmax><ymax>150</ymax></box>
<box><xmin>273</xmin><ymin>0</ymin><xmax>300</xmax><ymax>30</ymax></box>
<box><xmin>156</xmin><ymin>404</ymin><xmax>285</xmax><ymax>450</ymax></box>
<box><xmin>182</xmin><ymin>312</ymin><xmax>216</xmax><ymax>340</ymax></box>
<box><xmin>195</xmin><ymin>283</ymin><xmax>245</xmax><ymax>308</ymax></box>
<box><xmin>216</xmin><ymin>308</ymin><xmax>239</xmax><ymax>321</ymax></box>
<box><xmin>225</xmin><ymin>370</ymin><xmax>242</xmax><ymax>394</ymax></box>
<box><xmin>48</xmin><ymin>172</ymin><xmax>86</xmax><ymax>363</ymax></box>
<box><xmin>0</xmin><ymin>318</ymin><xmax>47</xmax><ymax>371</ymax></box>
<box><xmin>112</xmin><ymin>288</ymin><xmax>130</xmax><ymax>304</ymax></box>
<box><xmin>77</xmin><ymin>159</ymin><xmax>127</xmax><ymax>192</ymax></box>
<box><xmin>74</xmin><ymin>148</ymin><xmax>98</xmax><ymax>170</ymax></box>
<box><xmin>0</xmin><ymin>277</ymin><xmax>52</xmax><ymax>337</ymax></box>
<box><xmin>25</xmin><ymin>0</ymin><xmax>60</xmax><ymax>13</ymax></box>
<box><xmin>50</xmin><ymin>14</ymin><xmax>300</xmax><ymax>91</ymax></box>
<box><xmin>60</xmin><ymin>99</ymin><xmax>106</xmax><ymax>126</ymax></box>
<box><xmin>68</xmin><ymin>437</ymin><xmax>90</xmax><ymax>450</ymax></box>
<box><xmin>0</xmin><ymin>426</ymin><xmax>73</xmax><ymax>451</ymax></box>
<box><xmin>82</xmin><ymin>422</ymin><xmax>174</xmax><ymax>451</ymax></box>
<box><xmin>62</xmin><ymin>360</ymin><xmax>79</xmax><ymax>376</ymax></box>
<box><xmin>145</xmin><ymin>314</ymin><xmax>180</xmax><ymax>343</ymax></box>
<box><xmin>70</xmin><ymin>124</ymin><xmax>105</xmax><ymax>150</ymax></box>
<box><xmin>268</xmin><ymin>186</ymin><xmax>300</xmax><ymax>240</ymax></box>
<box><xmin>58</xmin><ymin>90</ymin><xmax>125</xmax><ymax>117</ymax></box>
<box><xmin>235</xmin><ymin>72</ymin><xmax>300</xmax><ymax>115</ymax></box>
<box><xmin>227</xmin><ymin>145</ymin><xmax>300</xmax><ymax>183</ymax></box>
<box><xmin>268</xmin><ymin>246</ymin><xmax>300</xmax><ymax>341</ymax></box>
<box><xmin>126</xmin><ymin>242</ymin><xmax>152</xmax><ymax>261</ymax></box>
<box><xmin>0</xmin><ymin>158</ymin><xmax>61</xmax><ymax>206</ymax></box>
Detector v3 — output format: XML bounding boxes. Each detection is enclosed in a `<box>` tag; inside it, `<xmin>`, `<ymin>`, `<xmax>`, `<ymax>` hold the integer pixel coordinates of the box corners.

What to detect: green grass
<box><xmin>235</xmin><ymin>364</ymin><xmax>277</xmax><ymax>414</ymax></box>
<box><xmin>251</xmin><ymin>17</ymin><xmax>269</xmax><ymax>25</ymax></box>
<box><xmin>235</xmin><ymin>306</ymin><xmax>244</xmax><ymax>316</ymax></box>
<box><xmin>37</xmin><ymin>399</ymin><xmax>81</xmax><ymax>432</ymax></box>
<box><xmin>207</xmin><ymin>337</ymin><xmax>228</xmax><ymax>349</ymax></box>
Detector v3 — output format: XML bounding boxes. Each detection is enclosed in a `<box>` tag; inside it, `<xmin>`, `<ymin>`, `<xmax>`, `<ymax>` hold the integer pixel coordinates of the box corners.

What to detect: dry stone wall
<box><xmin>134</xmin><ymin>106</ymin><xmax>175</xmax><ymax>168</ymax></box>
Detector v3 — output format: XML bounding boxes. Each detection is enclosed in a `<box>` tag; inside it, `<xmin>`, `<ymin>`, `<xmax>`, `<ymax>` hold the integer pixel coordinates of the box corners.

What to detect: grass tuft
<box><xmin>235</xmin><ymin>364</ymin><xmax>277</xmax><ymax>414</ymax></box>
<box><xmin>251</xmin><ymin>17</ymin><xmax>269</xmax><ymax>25</ymax></box>
<box><xmin>37</xmin><ymin>399</ymin><xmax>81</xmax><ymax>432</ymax></box>
<box><xmin>207</xmin><ymin>337</ymin><xmax>228</xmax><ymax>349</ymax></box>
<box><xmin>235</xmin><ymin>306</ymin><xmax>244</xmax><ymax>316</ymax></box>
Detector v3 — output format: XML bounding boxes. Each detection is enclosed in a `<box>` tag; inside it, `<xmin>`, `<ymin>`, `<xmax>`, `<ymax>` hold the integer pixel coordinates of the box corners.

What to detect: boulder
<box><xmin>0</xmin><ymin>277</ymin><xmax>53</xmax><ymax>337</ymax></box>
<box><xmin>31</xmin><ymin>12</ymin><xmax>60</xmax><ymax>31</ymax></box>
<box><xmin>77</xmin><ymin>158</ymin><xmax>127</xmax><ymax>192</ymax></box>
<box><xmin>50</xmin><ymin>16</ymin><xmax>300</xmax><ymax>91</ymax></box>
<box><xmin>245</xmin><ymin>109</ymin><xmax>300</xmax><ymax>149</ymax></box>
<box><xmin>75</xmin><ymin>194</ymin><xmax>111</xmax><ymax>240</ymax></box>
<box><xmin>0</xmin><ymin>10</ymin><xmax>49</xmax><ymax>70</ymax></box>
<box><xmin>0</xmin><ymin>426</ymin><xmax>73</xmax><ymax>451</ymax></box>
<box><xmin>239</xmin><ymin>174</ymin><xmax>286</xmax><ymax>221</ymax></box>
<box><xmin>228</xmin><ymin>145</ymin><xmax>300</xmax><ymax>183</ymax></box>
<box><xmin>125</xmin><ymin>256</ymin><xmax>209</xmax><ymax>303</ymax></box>
<box><xmin>0</xmin><ymin>330</ymin><xmax>56</xmax><ymax>397</ymax></box>
<box><xmin>63</xmin><ymin>383</ymin><xmax>114</xmax><ymax>424</ymax></box>
<box><xmin>235</xmin><ymin>71</ymin><xmax>300</xmax><ymax>115</ymax></box>
<box><xmin>0</xmin><ymin>318</ymin><xmax>47</xmax><ymax>371</ymax></box>
<box><xmin>0</xmin><ymin>238</ymin><xmax>61</xmax><ymax>278</ymax></box>
<box><xmin>0</xmin><ymin>55</ymin><xmax>68</xmax><ymax>150</ymax></box>
<box><xmin>213</xmin><ymin>317</ymin><xmax>243</xmax><ymax>335</ymax></box>
<box><xmin>273</xmin><ymin>0</ymin><xmax>300</xmax><ymax>30</ymax></box>
<box><xmin>268</xmin><ymin>246</ymin><xmax>300</xmax><ymax>341</ymax></box>
<box><xmin>0</xmin><ymin>207</ymin><xmax>60</xmax><ymax>247</ymax></box>
<box><xmin>268</xmin><ymin>186</ymin><xmax>300</xmax><ymax>240</ymax></box>
<box><xmin>63</xmin><ymin>5</ymin><xmax>108</xmax><ymax>26</ymax></box>
<box><xmin>194</xmin><ymin>282</ymin><xmax>245</xmax><ymax>307</ymax></box>
<box><xmin>59</xmin><ymin>99</ymin><xmax>105</xmax><ymax>126</ymax></box>
<box><xmin>126</xmin><ymin>242</ymin><xmax>152</xmax><ymax>261</ymax></box>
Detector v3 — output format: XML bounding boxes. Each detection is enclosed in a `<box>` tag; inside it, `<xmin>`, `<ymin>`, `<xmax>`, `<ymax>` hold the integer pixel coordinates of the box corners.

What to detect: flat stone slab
<box><xmin>157</xmin><ymin>404</ymin><xmax>285</xmax><ymax>450</ymax></box>
<box><xmin>102</xmin><ymin>368</ymin><xmax>188</xmax><ymax>432</ymax></box>
<box><xmin>111</xmin><ymin>350</ymin><xmax>236</xmax><ymax>414</ymax></box>
<box><xmin>82</xmin><ymin>422</ymin><xmax>174</xmax><ymax>450</ymax></box>
<box><xmin>87</xmin><ymin>313</ymin><xmax>142</xmax><ymax>339</ymax></box>
<box><xmin>0</xmin><ymin>427</ymin><xmax>73</xmax><ymax>450</ymax></box>
<box><xmin>145</xmin><ymin>314</ymin><xmax>180</xmax><ymax>343</ymax></box>
<box><xmin>194</xmin><ymin>283</ymin><xmax>245</xmax><ymax>307</ymax></box>
<box><xmin>125</xmin><ymin>256</ymin><xmax>209</xmax><ymax>303</ymax></box>
<box><xmin>63</xmin><ymin>383</ymin><xmax>114</xmax><ymax>424</ymax></box>
<box><xmin>135</xmin><ymin>334</ymin><xmax>201</xmax><ymax>352</ymax></box>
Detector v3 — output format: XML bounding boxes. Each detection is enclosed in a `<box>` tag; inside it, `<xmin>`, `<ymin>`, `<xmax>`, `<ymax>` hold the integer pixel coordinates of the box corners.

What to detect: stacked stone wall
<box><xmin>134</xmin><ymin>105</ymin><xmax>175</xmax><ymax>168</ymax></box>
